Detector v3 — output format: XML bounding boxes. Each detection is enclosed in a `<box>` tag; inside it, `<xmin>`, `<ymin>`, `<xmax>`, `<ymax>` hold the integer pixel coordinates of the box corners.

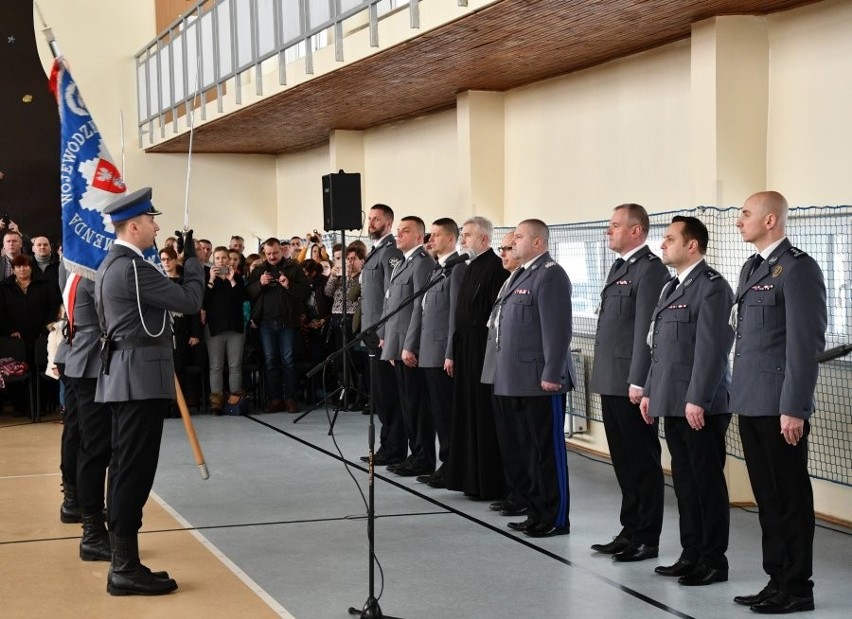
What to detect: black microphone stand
<box><xmin>294</xmin><ymin>230</ymin><xmax>367</xmax><ymax>433</ymax></box>
<box><xmin>302</xmin><ymin>260</ymin><xmax>462</xmax><ymax>619</ymax></box>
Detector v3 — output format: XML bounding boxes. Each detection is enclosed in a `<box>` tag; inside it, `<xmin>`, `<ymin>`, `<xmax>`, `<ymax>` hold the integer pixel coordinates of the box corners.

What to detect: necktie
<box><xmin>494</xmin><ymin>266</ymin><xmax>525</xmax><ymax>346</ymax></box>
<box><xmin>748</xmin><ymin>254</ymin><xmax>764</xmax><ymax>278</ymax></box>
<box><xmin>664</xmin><ymin>276</ymin><xmax>680</xmax><ymax>300</ymax></box>
<box><xmin>504</xmin><ymin>266</ymin><xmax>525</xmax><ymax>296</ymax></box>
<box><xmin>610</xmin><ymin>257</ymin><xmax>625</xmax><ymax>275</ymax></box>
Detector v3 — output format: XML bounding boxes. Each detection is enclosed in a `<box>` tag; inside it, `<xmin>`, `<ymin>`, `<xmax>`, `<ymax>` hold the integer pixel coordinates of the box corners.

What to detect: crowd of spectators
<box><xmin>0</xmin><ymin>218</ymin><xmax>365</xmax><ymax>418</ymax></box>
<box><xmin>0</xmin><ymin>219</ymin><xmax>61</xmax><ymax>416</ymax></box>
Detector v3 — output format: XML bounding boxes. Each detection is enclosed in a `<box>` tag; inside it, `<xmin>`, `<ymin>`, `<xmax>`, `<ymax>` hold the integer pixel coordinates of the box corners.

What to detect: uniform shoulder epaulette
<box><xmin>788</xmin><ymin>246</ymin><xmax>808</xmax><ymax>258</ymax></box>
<box><xmin>544</xmin><ymin>260</ymin><xmax>557</xmax><ymax>268</ymax></box>
<box><xmin>705</xmin><ymin>269</ymin><xmax>721</xmax><ymax>280</ymax></box>
<box><xmin>416</xmin><ymin>249</ymin><xmax>427</xmax><ymax>258</ymax></box>
<box><xmin>646</xmin><ymin>252</ymin><xmax>660</xmax><ymax>261</ymax></box>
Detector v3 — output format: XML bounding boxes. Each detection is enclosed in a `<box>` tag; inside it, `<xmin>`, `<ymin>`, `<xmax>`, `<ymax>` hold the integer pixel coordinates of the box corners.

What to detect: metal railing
<box><xmin>134</xmin><ymin>0</ymin><xmax>459</xmax><ymax>146</ymax></box>
<box><xmin>497</xmin><ymin>204</ymin><xmax>852</xmax><ymax>487</ymax></box>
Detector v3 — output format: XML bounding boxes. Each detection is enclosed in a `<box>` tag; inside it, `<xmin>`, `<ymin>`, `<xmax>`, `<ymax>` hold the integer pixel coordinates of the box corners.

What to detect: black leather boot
<box><xmin>80</xmin><ymin>512</ymin><xmax>111</xmax><ymax>561</ymax></box>
<box><xmin>107</xmin><ymin>533</ymin><xmax>178</xmax><ymax>596</ymax></box>
<box><xmin>60</xmin><ymin>482</ymin><xmax>82</xmax><ymax>524</ymax></box>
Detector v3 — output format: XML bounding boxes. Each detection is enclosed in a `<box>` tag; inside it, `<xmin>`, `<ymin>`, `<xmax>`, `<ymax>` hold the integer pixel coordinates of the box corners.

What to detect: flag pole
<box><xmin>175</xmin><ymin>377</ymin><xmax>209</xmax><ymax>479</ymax></box>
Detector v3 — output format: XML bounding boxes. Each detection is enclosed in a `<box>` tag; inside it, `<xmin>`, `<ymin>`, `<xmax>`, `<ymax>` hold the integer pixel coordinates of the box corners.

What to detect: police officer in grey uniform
<box><xmin>415</xmin><ymin>218</ymin><xmax>461</xmax><ymax>487</ymax></box>
<box><xmin>729</xmin><ymin>191</ymin><xmax>826</xmax><ymax>614</ymax></box>
<box><xmin>590</xmin><ymin>203</ymin><xmax>668</xmax><ymax>561</ymax></box>
<box><xmin>95</xmin><ymin>187</ymin><xmax>204</xmax><ymax>596</ymax></box>
<box><xmin>381</xmin><ymin>216</ymin><xmax>436</xmax><ymax>476</ymax></box>
<box><xmin>640</xmin><ymin>216</ymin><xmax>734</xmax><ymax>586</ymax></box>
<box><xmin>358</xmin><ymin>204</ymin><xmax>406</xmax><ymax>466</ymax></box>
<box><xmin>61</xmin><ymin>264</ymin><xmax>114</xmax><ymax>562</ymax></box>
<box><xmin>493</xmin><ymin>219</ymin><xmax>575</xmax><ymax>538</ymax></box>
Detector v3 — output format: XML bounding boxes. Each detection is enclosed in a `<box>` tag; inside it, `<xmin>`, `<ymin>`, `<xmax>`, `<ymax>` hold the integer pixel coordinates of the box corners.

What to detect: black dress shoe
<box><xmin>426</xmin><ymin>474</ymin><xmax>446</xmax><ymax>489</ymax></box>
<box><xmin>373</xmin><ymin>454</ymin><xmax>405</xmax><ymax>467</ymax></box>
<box><xmin>386</xmin><ymin>457</ymin><xmax>415</xmax><ymax>472</ymax></box>
<box><xmin>750</xmin><ymin>591</ymin><xmax>814</xmax><ymax>614</ymax></box>
<box><xmin>489</xmin><ymin>501</ymin><xmax>510</xmax><ymax>512</ymax></box>
<box><xmin>591</xmin><ymin>536</ymin><xmax>631</xmax><ymax>555</ymax></box>
<box><xmin>394</xmin><ymin>464</ymin><xmax>434</xmax><ymax>477</ymax></box>
<box><xmin>500</xmin><ymin>505</ymin><xmax>529</xmax><ymax>517</ymax></box>
<box><xmin>612</xmin><ymin>544</ymin><xmax>659</xmax><ymax>562</ymax></box>
<box><xmin>359</xmin><ymin>449</ymin><xmax>385</xmax><ymax>463</ymax></box>
<box><xmin>360</xmin><ymin>452</ymin><xmax>399</xmax><ymax>465</ymax></box>
<box><xmin>734</xmin><ymin>585</ymin><xmax>779</xmax><ymax>606</ymax></box>
<box><xmin>417</xmin><ymin>467</ymin><xmax>445</xmax><ymax>485</ymax></box>
<box><xmin>678</xmin><ymin>564</ymin><xmax>728</xmax><ymax>586</ymax></box>
<box><xmin>655</xmin><ymin>558</ymin><xmax>697</xmax><ymax>577</ymax></box>
<box><xmin>524</xmin><ymin>522</ymin><xmax>570</xmax><ymax>538</ymax></box>
<box><xmin>507</xmin><ymin>517</ymin><xmax>537</xmax><ymax>532</ymax></box>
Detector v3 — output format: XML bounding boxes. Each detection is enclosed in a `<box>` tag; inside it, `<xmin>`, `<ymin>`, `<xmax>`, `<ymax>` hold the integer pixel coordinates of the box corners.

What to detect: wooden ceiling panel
<box><xmin>146</xmin><ymin>0</ymin><xmax>817</xmax><ymax>155</ymax></box>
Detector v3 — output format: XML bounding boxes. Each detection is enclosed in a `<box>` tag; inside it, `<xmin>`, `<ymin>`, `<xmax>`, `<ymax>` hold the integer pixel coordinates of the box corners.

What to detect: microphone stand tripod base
<box><xmin>348</xmin><ymin>596</ymin><xmax>402</xmax><ymax>618</ymax></box>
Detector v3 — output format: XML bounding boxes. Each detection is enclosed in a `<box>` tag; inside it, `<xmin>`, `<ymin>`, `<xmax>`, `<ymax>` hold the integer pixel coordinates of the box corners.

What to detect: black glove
<box><xmin>176</xmin><ymin>229</ymin><xmax>196</xmax><ymax>259</ymax></box>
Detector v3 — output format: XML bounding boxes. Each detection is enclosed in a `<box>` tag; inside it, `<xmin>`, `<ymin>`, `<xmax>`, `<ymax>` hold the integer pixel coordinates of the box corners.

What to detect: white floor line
<box><xmin>150</xmin><ymin>491</ymin><xmax>295</xmax><ymax>619</ymax></box>
<box><xmin>0</xmin><ymin>472</ymin><xmax>61</xmax><ymax>480</ymax></box>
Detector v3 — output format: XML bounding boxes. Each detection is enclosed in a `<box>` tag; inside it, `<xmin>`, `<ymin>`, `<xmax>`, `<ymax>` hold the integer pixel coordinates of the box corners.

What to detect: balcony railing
<box><xmin>134</xmin><ymin>0</ymin><xmax>466</xmax><ymax>146</ymax></box>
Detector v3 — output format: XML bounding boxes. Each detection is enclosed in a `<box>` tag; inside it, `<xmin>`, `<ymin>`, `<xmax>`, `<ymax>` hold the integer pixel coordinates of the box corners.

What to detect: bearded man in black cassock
<box><xmin>444</xmin><ymin>217</ymin><xmax>509</xmax><ymax>500</ymax></box>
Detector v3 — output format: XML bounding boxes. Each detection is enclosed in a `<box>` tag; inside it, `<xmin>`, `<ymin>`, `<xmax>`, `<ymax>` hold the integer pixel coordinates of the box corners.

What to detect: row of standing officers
<box><xmin>361</xmin><ymin>190</ymin><xmax>825</xmax><ymax>615</ymax></box>
<box><xmin>73</xmin><ymin>187</ymin><xmax>825</xmax><ymax>614</ymax></box>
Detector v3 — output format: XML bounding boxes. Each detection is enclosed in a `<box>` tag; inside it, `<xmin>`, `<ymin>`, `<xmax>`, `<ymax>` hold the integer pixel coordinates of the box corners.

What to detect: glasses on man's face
<box><xmin>498</xmin><ymin>246</ymin><xmax>514</xmax><ymax>253</ymax></box>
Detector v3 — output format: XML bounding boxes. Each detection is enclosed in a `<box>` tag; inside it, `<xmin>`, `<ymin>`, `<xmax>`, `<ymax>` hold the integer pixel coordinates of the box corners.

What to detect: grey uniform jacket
<box><xmin>95</xmin><ymin>245</ymin><xmax>204</xmax><ymax>402</ymax></box>
<box><xmin>589</xmin><ymin>246</ymin><xmax>669</xmax><ymax>396</ymax></box>
<box><xmin>360</xmin><ymin>236</ymin><xmax>404</xmax><ymax>339</ymax></box>
<box><xmin>493</xmin><ymin>252</ymin><xmax>575</xmax><ymax>397</ymax></box>
<box><xmin>481</xmin><ymin>273</ymin><xmax>510</xmax><ymax>386</ymax></box>
<box><xmin>380</xmin><ymin>247</ymin><xmax>435</xmax><ymax>361</ymax></box>
<box><xmin>644</xmin><ymin>260</ymin><xmax>734</xmax><ymax>417</ymax></box>
<box><xmin>63</xmin><ymin>276</ymin><xmax>102</xmax><ymax>379</ymax></box>
<box><xmin>418</xmin><ymin>252</ymin><xmax>460</xmax><ymax>368</ymax></box>
<box><xmin>729</xmin><ymin>239</ymin><xmax>826</xmax><ymax>419</ymax></box>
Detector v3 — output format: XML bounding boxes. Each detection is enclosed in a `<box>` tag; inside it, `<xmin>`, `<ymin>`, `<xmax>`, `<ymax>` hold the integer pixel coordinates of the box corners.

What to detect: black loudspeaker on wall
<box><xmin>322</xmin><ymin>170</ymin><xmax>362</xmax><ymax>231</ymax></box>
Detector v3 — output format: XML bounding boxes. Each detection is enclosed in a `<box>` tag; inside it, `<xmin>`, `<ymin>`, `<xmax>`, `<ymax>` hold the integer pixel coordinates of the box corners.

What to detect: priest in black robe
<box><xmin>444</xmin><ymin>217</ymin><xmax>509</xmax><ymax>500</ymax></box>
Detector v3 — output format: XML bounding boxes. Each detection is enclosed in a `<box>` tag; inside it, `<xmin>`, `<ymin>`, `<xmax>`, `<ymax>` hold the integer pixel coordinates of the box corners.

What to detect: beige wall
<box><xmin>766</xmin><ymin>0</ymin><xmax>852</xmax><ymax>205</ymax></box>
<box><xmin>504</xmin><ymin>42</ymin><xmax>693</xmax><ymax>225</ymax></box>
<box><xmin>275</xmin><ymin>146</ymin><xmax>330</xmax><ymax>240</ymax></box>
<box><xmin>36</xmin><ymin>0</ymin><xmax>277</xmax><ymax>249</ymax></box>
<box><xmin>362</xmin><ymin>109</ymin><xmax>460</xmax><ymax>226</ymax></box>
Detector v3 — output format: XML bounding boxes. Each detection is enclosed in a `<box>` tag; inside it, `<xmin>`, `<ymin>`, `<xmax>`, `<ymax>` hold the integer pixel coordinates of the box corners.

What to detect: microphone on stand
<box><xmin>443</xmin><ymin>250</ymin><xmax>472</xmax><ymax>269</ymax></box>
<box><xmin>816</xmin><ymin>344</ymin><xmax>852</xmax><ymax>364</ymax></box>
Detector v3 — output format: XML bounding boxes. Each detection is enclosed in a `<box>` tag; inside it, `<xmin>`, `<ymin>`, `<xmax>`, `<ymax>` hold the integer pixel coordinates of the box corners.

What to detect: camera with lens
<box><xmin>1</xmin><ymin>213</ymin><xmax>11</xmax><ymax>227</ymax></box>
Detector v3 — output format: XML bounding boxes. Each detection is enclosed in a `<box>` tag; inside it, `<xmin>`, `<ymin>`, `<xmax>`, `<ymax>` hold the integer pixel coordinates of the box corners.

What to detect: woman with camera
<box><xmin>203</xmin><ymin>246</ymin><xmax>247</xmax><ymax>414</ymax></box>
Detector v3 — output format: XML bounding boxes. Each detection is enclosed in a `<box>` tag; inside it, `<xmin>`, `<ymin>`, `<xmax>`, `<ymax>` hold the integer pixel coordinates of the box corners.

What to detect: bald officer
<box><xmin>730</xmin><ymin>191</ymin><xmax>826</xmax><ymax>614</ymax></box>
<box><xmin>493</xmin><ymin>219</ymin><xmax>575</xmax><ymax>538</ymax></box>
<box><xmin>640</xmin><ymin>216</ymin><xmax>734</xmax><ymax>586</ymax></box>
<box><xmin>95</xmin><ymin>187</ymin><xmax>204</xmax><ymax>596</ymax></box>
